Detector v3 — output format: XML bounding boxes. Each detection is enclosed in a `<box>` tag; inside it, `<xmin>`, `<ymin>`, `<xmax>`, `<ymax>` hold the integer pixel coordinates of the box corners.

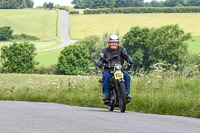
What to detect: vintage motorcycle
<box><xmin>99</xmin><ymin>53</ymin><xmax>132</xmax><ymax>113</ymax></box>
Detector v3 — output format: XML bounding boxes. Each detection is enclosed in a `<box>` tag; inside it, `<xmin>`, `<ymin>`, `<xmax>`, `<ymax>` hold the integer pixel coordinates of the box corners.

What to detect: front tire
<box><xmin>118</xmin><ymin>82</ymin><xmax>126</xmax><ymax>113</ymax></box>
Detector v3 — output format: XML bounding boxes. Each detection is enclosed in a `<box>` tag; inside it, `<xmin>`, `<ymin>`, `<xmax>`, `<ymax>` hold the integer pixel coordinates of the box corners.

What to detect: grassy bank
<box><xmin>0</xmin><ymin>73</ymin><xmax>199</xmax><ymax>118</ymax></box>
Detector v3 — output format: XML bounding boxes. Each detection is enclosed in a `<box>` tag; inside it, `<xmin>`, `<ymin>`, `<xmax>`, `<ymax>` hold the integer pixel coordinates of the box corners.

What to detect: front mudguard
<box><xmin>118</xmin><ymin>79</ymin><xmax>125</xmax><ymax>84</ymax></box>
<box><xmin>115</xmin><ymin>79</ymin><xmax>125</xmax><ymax>96</ymax></box>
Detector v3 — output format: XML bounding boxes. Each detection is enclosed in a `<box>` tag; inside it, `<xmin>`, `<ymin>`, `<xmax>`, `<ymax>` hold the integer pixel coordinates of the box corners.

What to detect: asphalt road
<box><xmin>36</xmin><ymin>10</ymin><xmax>75</xmax><ymax>53</ymax></box>
<box><xmin>0</xmin><ymin>101</ymin><xmax>200</xmax><ymax>133</ymax></box>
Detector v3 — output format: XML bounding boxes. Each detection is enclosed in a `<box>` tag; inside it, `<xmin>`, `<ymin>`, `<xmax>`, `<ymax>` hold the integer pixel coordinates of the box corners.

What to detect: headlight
<box><xmin>116</xmin><ymin>64</ymin><xmax>122</xmax><ymax>70</ymax></box>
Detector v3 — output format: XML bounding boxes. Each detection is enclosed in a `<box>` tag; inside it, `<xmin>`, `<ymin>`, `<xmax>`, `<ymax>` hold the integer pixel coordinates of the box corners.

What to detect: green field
<box><xmin>187</xmin><ymin>36</ymin><xmax>200</xmax><ymax>54</ymax></box>
<box><xmin>36</xmin><ymin>48</ymin><xmax>63</xmax><ymax>66</ymax></box>
<box><xmin>71</xmin><ymin>13</ymin><xmax>200</xmax><ymax>38</ymax></box>
<box><xmin>0</xmin><ymin>73</ymin><xmax>199</xmax><ymax>118</ymax></box>
<box><xmin>0</xmin><ymin>9</ymin><xmax>58</xmax><ymax>40</ymax></box>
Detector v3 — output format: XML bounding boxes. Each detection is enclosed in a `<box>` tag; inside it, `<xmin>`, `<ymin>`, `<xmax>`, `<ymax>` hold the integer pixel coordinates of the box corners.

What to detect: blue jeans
<box><xmin>102</xmin><ymin>70</ymin><xmax>131</xmax><ymax>94</ymax></box>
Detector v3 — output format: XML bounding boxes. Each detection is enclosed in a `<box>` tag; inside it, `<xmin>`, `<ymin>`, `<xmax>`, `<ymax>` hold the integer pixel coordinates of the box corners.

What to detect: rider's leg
<box><xmin>102</xmin><ymin>70</ymin><xmax>113</xmax><ymax>94</ymax></box>
<box><xmin>123</xmin><ymin>72</ymin><xmax>131</xmax><ymax>94</ymax></box>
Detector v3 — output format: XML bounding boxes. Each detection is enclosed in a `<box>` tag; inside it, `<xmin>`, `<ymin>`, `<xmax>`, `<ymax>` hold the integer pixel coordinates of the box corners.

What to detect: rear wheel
<box><xmin>118</xmin><ymin>82</ymin><xmax>126</xmax><ymax>113</ymax></box>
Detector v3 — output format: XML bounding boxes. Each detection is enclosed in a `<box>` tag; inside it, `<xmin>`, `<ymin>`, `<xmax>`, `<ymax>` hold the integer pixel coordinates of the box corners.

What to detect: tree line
<box><xmin>71</xmin><ymin>0</ymin><xmax>200</xmax><ymax>9</ymax></box>
<box><xmin>0</xmin><ymin>0</ymin><xmax>34</xmax><ymax>9</ymax></box>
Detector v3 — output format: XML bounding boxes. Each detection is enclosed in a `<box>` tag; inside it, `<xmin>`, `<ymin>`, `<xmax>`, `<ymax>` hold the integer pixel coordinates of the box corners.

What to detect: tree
<box><xmin>71</xmin><ymin>0</ymin><xmax>144</xmax><ymax>9</ymax></box>
<box><xmin>71</xmin><ymin>0</ymin><xmax>82</xmax><ymax>9</ymax></box>
<box><xmin>26</xmin><ymin>0</ymin><xmax>34</xmax><ymax>8</ymax></box>
<box><xmin>79</xmin><ymin>35</ymin><xmax>100</xmax><ymax>57</ymax></box>
<box><xmin>43</xmin><ymin>2</ymin><xmax>54</xmax><ymax>9</ymax></box>
<box><xmin>0</xmin><ymin>42</ymin><xmax>38</xmax><ymax>73</ymax></box>
<box><xmin>111</xmin><ymin>0</ymin><xmax>115</xmax><ymax>12</ymax></box>
<box><xmin>122</xmin><ymin>25</ymin><xmax>191</xmax><ymax>70</ymax></box>
<box><xmin>91</xmin><ymin>33</ymin><xmax>110</xmax><ymax>66</ymax></box>
<box><xmin>57</xmin><ymin>43</ymin><xmax>90</xmax><ymax>75</ymax></box>
<box><xmin>0</xmin><ymin>26</ymin><xmax>13</xmax><ymax>41</ymax></box>
<box><xmin>0</xmin><ymin>0</ymin><xmax>34</xmax><ymax>9</ymax></box>
<box><xmin>150</xmin><ymin>0</ymin><xmax>164</xmax><ymax>7</ymax></box>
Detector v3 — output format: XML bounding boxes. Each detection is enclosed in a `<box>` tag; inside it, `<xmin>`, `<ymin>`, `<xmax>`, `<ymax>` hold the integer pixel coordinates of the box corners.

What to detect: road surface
<box><xmin>0</xmin><ymin>101</ymin><xmax>200</xmax><ymax>133</ymax></box>
<box><xmin>36</xmin><ymin>10</ymin><xmax>75</xmax><ymax>53</ymax></box>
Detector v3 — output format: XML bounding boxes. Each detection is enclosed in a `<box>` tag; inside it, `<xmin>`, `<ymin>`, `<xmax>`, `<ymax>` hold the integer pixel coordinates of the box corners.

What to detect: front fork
<box><xmin>114</xmin><ymin>79</ymin><xmax>125</xmax><ymax>102</ymax></box>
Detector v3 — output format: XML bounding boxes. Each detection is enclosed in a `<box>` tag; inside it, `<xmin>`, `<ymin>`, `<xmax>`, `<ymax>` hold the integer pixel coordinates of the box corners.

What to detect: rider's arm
<box><xmin>121</xmin><ymin>47</ymin><xmax>134</xmax><ymax>64</ymax></box>
<box><xmin>97</xmin><ymin>48</ymin><xmax>106</xmax><ymax>68</ymax></box>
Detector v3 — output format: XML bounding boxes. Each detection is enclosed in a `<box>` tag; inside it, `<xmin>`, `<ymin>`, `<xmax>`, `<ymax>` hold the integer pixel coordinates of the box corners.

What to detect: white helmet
<box><xmin>108</xmin><ymin>34</ymin><xmax>120</xmax><ymax>43</ymax></box>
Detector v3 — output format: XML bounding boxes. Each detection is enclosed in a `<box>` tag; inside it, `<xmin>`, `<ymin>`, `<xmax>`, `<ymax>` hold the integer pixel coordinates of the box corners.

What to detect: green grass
<box><xmin>188</xmin><ymin>36</ymin><xmax>200</xmax><ymax>54</ymax></box>
<box><xmin>36</xmin><ymin>48</ymin><xmax>64</xmax><ymax>67</ymax></box>
<box><xmin>0</xmin><ymin>72</ymin><xmax>199</xmax><ymax>118</ymax></box>
<box><xmin>71</xmin><ymin>13</ymin><xmax>200</xmax><ymax>39</ymax></box>
<box><xmin>0</xmin><ymin>9</ymin><xmax>59</xmax><ymax>40</ymax></box>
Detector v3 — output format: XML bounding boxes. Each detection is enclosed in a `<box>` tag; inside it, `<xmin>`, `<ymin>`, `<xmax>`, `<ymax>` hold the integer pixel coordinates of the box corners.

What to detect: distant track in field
<box><xmin>0</xmin><ymin>101</ymin><xmax>200</xmax><ymax>133</ymax></box>
<box><xmin>36</xmin><ymin>10</ymin><xmax>75</xmax><ymax>53</ymax></box>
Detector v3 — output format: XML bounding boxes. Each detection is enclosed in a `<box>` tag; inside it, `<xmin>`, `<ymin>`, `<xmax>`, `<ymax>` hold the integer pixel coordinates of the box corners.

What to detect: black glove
<box><xmin>97</xmin><ymin>63</ymin><xmax>104</xmax><ymax>69</ymax></box>
<box><xmin>129</xmin><ymin>60</ymin><xmax>135</xmax><ymax>66</ymax></box>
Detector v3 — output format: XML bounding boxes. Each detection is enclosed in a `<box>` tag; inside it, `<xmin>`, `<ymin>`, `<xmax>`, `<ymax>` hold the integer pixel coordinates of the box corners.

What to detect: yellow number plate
<box><xmin>114</xmin><ymin>70</ymin><xmax>124</xmax><ymax>80</ymax></box>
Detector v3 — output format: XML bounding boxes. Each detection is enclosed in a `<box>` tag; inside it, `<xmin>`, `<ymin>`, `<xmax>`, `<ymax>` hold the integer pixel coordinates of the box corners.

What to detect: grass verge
<box><xmin>0</xmin><ymin>73</ymin><xmax>199</xmax><ymax>118</ymax></box>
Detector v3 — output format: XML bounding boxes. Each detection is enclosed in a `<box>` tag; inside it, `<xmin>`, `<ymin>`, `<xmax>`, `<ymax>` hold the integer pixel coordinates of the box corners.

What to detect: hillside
<box><xmin>0</xmin><ymin>9</ymin><xmax>58</xmax><ymax>41</ymax></box>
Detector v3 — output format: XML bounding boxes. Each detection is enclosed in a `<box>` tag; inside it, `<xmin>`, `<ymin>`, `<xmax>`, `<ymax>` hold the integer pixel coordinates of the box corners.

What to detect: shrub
<box><xmin>54</xmin><ymin>5</ymin><xmax>75</xmax><ymax>12</ymax></box>
<box><xmin>90</xmin><ymin>33</ymin><xmax>110</xmax><ymax>66</ymax></box>
<box><xmin>122</xmin><ymin>25</ymin><xmax>192</xmax><ymax>70</ymax></box>
<box><xmin>0</xmin><ymin>26</ymin><xmax>13</xmax><ymax>41</ymax></box>
<box><xmin>70</xmin><ymin>11</ymin><xmax>79</xmax><ymax>14</ymax></box>
<box><xmin>33</xmin><ymin>64</ymin><xmax>60</xmax><ymax>75</ymax></box>
<box><xmin>12</xmin><ymin>33</ymin><xmax>40</xmax><ymax>41</ymax></box>
<box><xmin>80</xmin><ymin>35</ymin><xmax>100</xmax><ymax>57</ymax></box>
<box><xmin>0</xmin><ymin>42</ymin><xmax>38</xmax><ymax>73</ymax></box>
<box><xmin>178</xmin><ymin>53</ymin><xmax>200</xmax><ymax>76</ymax></box>
<box><xmin>57</xmin><ymin>43</ymin><xmax>90</xmax><ymax>75</ymax></box>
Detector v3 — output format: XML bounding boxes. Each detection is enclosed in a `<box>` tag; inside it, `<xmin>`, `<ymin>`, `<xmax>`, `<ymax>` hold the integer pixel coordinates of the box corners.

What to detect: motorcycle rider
<box><xmin>97</xmin><ymin>34</ymin><xmax>134</xmax><ymax>101</ymax></box>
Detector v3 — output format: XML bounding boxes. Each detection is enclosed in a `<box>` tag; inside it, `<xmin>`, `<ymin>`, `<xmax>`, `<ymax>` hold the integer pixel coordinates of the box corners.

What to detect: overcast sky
<box><xmin>33</xmin><ymin>0</ymin><xmax>162</xmax><ymax>7</ymax></box>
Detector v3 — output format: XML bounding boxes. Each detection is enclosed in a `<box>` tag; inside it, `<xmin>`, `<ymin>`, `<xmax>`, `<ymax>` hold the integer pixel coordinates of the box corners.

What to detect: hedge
<box><xmin>84</xmin><ymin>7</ymin><xmax>200</xmax><ymax>14</ymax></box>
<box><xmin>70</xmin><ymin>11</ymin><xmax>79</xmax><ymax>14</ymax></box>
<box><xmin>54</xmin><ymin>5</ymin><xmax>79</xmax><ymax>14</ymax></box>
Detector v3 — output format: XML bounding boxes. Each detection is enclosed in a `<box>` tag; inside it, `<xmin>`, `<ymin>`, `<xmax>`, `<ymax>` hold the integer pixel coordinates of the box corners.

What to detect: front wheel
<box><xmin>118</xmin><ymin>82</ymin><xmax>126</xmax><ymax>113</ymax></box>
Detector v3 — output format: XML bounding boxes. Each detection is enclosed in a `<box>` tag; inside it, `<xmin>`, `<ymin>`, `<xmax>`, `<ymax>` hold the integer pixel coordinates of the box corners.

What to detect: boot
<box><xmin>126</xmin><ymin>94</ymin><xmax>132</xmax><ymax>103</ymax></box>
<box><xmin>103</xmin><ymin>94</ymin><xmax>111</xmax><ymax>101</ymax></box>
